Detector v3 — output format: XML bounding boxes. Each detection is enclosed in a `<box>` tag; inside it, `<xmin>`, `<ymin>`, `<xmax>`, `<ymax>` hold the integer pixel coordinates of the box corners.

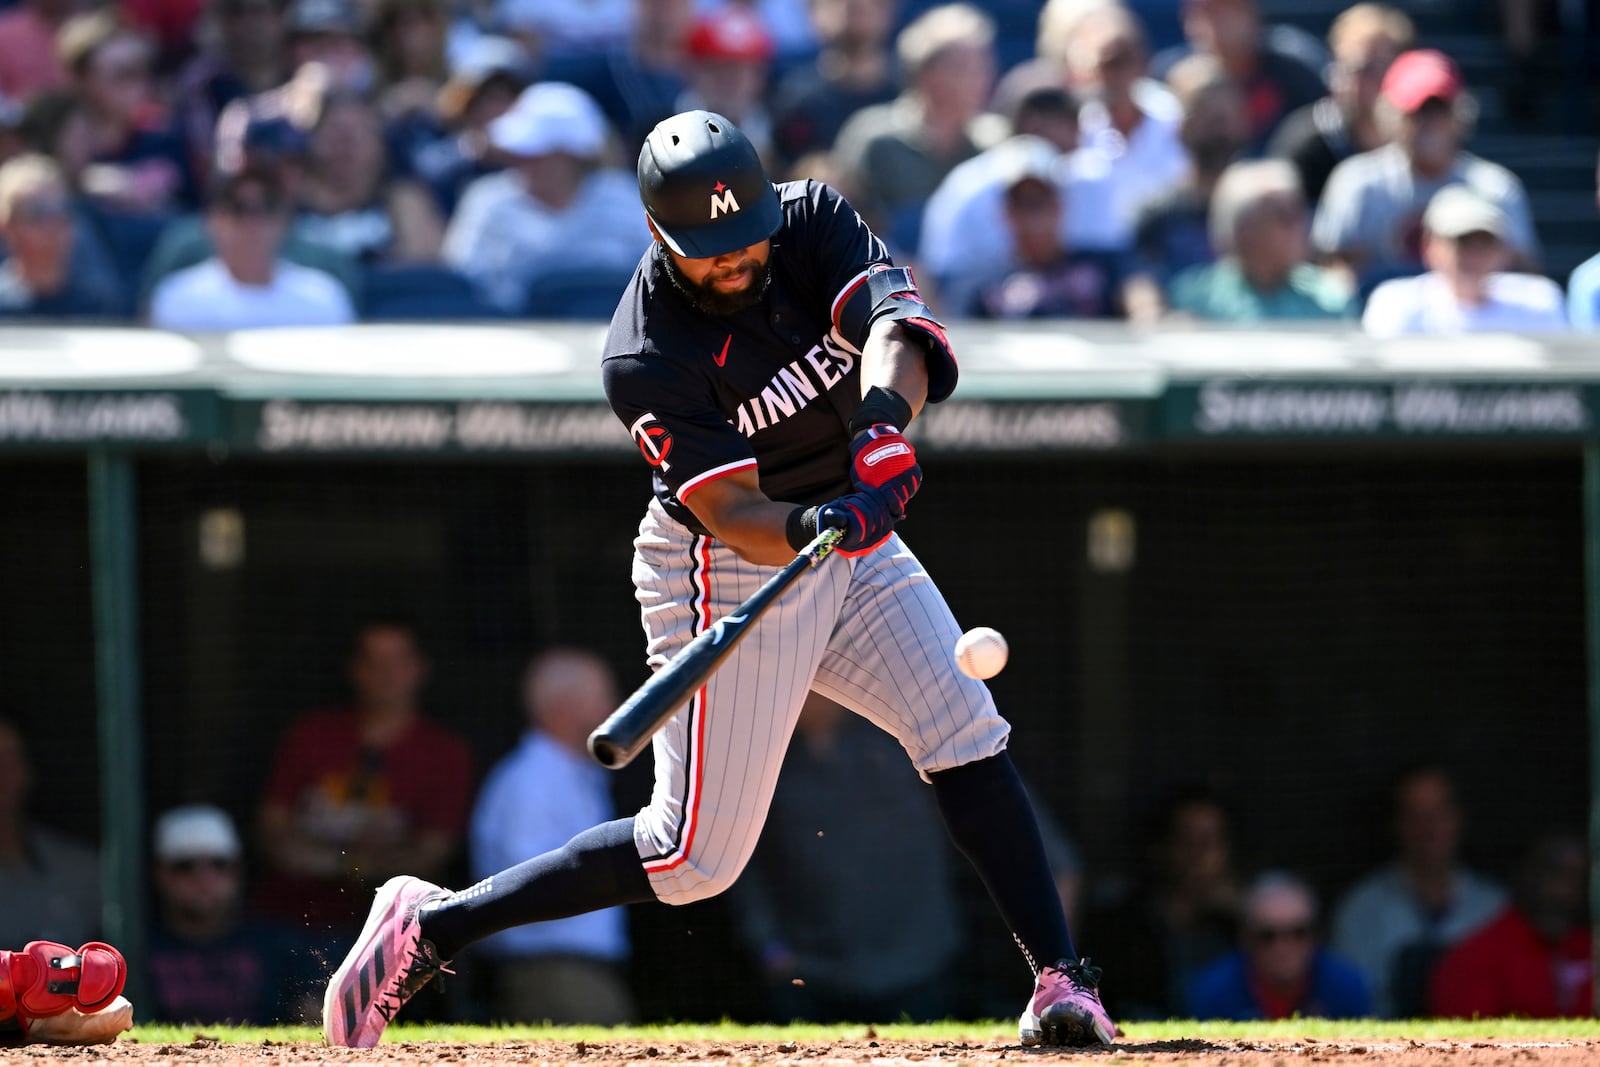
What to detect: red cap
<box><xmin>1382</xmin><ymin>49</ymin><xmax>1463</xmax><ymax>113</ymax></box>
<box><xmin>685</xmin><ymin>9</ymin><xmax>774</xmax><ymax>63</ymax></box>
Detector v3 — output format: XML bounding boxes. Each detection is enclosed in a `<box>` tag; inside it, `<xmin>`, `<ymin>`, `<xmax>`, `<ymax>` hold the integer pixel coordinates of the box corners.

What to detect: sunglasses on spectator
<box><xmin>1250</xmin><ymin>923</ymin><xmax>1312</xmax><ymax>945</ymax></box>
<box><xmin>165</xmin><ymin>857</ymin><xmax>238</xmax><ymax>875</ymax></box>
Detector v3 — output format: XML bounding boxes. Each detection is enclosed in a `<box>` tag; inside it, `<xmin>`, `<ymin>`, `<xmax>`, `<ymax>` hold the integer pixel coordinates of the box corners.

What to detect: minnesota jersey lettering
<box><xmin>731</xmin><ymin>342</ymin><xmax>855</xmax><ymax>438</ymax></box>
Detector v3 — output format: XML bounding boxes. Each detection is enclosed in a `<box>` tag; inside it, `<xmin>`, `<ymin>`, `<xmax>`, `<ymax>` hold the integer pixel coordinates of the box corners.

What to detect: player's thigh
<box><xmin>630</xmin><ymin>502</ymin><xmax>849</xmax><ymax>903</ymax></box>
<box><xmin>809</xmin><ymin>534</ymin><xmax>1010</xmax><ymax>777</ymax></box>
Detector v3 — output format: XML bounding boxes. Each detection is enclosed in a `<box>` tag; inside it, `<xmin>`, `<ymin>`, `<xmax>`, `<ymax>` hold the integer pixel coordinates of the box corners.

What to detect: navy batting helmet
<box><xmin>638</xmin><ymin>110</ymin><xmax>782</xmax><ymax>259</ymax></box>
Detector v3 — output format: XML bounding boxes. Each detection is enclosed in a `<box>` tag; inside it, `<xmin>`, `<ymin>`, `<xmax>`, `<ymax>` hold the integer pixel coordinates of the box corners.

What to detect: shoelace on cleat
<box><xmin>1053</xmin><ymin>958</ymin><xmax>1103</xmax><ymax>991</ymax></box>
<box><xmin>376</xmin><ymin>939</ymin><xmax>454</xmax><ymax>1020</ymax></box>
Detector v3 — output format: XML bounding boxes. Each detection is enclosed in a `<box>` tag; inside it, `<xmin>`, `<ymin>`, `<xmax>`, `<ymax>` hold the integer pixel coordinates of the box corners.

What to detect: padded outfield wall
<box><xmin>0</xmin><ymin>322</ymin><xmax>1594</xmax><ymax>1019</ymax></box>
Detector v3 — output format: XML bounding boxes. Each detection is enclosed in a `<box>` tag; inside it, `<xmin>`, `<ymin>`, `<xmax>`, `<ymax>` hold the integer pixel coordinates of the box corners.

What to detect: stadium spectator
<box><xmin>1361</xmin><ymin>186</ymin><xmax>1567</xmax><ymax>338</ymax></box>
<box><xmin>146</xmin><ymin>805</ymin><xmax>322</xmax><ymax>1025</ymax></box>
<box><xmin>390</xmin><ymin>35</ymin><xmax>530</xmax><ymax>217</ymax></box>
<box><xmin>147</xmin><ymin>164</ymin><xmax>355</xmax><ymax>328</ymax></box>
<box><xmin>1331</xmin><ymin>765</ymin><xmax>1505</xmax><ymax>1019</ymax></box>
<box><xmin>1429</xmin><ymin>830</ymin><xmax>1592</xmax><ymax>1019</ymax></box>
<box><xmin>121</xmin><ymin>0</ymin><xmax>206</xmax><ymax>73</ymax></box>
<box><xmin>369</xmin><ymin>0</ymin><xmax>449</xmax><ymax>125</ymax></box>
<box><xmin>1312</xmin><ymin>49</ymin><xmax>1539</xmax><ymax>291</ymax></box>
<box><xmin>1565</xmin><ymin>152</ymin><xmax>1600</xmax><ymax>331</ymax></box>
<box><xmin>1268</xmin><ymin>3</ymin><xmax>1413</xmax><ymax>205</ymax></box>
<box><xmin>497</xmin><ymin>0</ymin><xmax>634</xmax><ymax>59</ymax></box>
<box><xmin>470</xmin><ymin>649</ymin><xmax>635</xmax><ymax>1025</ymax></box>
<box><xmin>1056</xmin><ymin>3</ymin><xmax>1186</xmax><ymax>251</ymax></box>
<box><xmin>1187</xmin><ymin>872</ymin><xmax>1371</xmax><ymax>1021</ymax></box>
<box><xmin>703</xmin><ymin>0</ymin><xmax>818</xmax><ymax>61</ymax></box>
<box><xmin>141</xmin><ymin>75</ymin><xmax>363</xmax><ymax>309</ymax></box>
<box><xmin>730</xmin><ymin>694</ymin><xmax>964</xmax><ymax>1024</ymax></box>
<box><xmin>1087</xmin><ymin>787</ymin><xmax>1240</xmax><ymax>1021</ymax></box>
<box><xmin>0</xmin><ymin>152</ymin><xmax>127</xmax><ymax>317</ymax></box>
<box><xmin>968</xmin><ymin>140</ymin><xmax>1124</xmax><ymax>319</ymax></box>
<box><xmin>0</xmin><ymin>0</ymin><xmax>74</xmax><ymax>104</ymax></box>
<box><xmin>62</xmin><ymin>10</ymin><xmax>197</xmax><ymax>215</ymax></box>
<box><xmin>443</xmin><ymin>81</ymin><xmax>646</xmax><ymax>314</ymax></box>
<box><xmin>296</xmin><ymin>91</ymin><xmax>444</xmax><ymax>262</ymax></box>
<box><xmin>541</xmin><ymin>0</ymin><xmax>691</xmax><ymax>149</ymax></box>
<box><xmin>918</xmin><ymin>87</ymin><xmax>1092</xmax><ymax>314</ymax></box>
<box><xmin>1122</xmin><ymin>53</ymin><xmax>1247</xmax><ymax>322</ymax></box>
<box><xmin>0</xmin><ymin>715</ymin><xmax>100</xmax><ymax>948</ymax></box>
<box><xmin>255</xmin><ymin>618</ymin><xmax>472</xmax><ymax>951</ymax></box>
<box><xmin>833</xmin><ymin>3</ymin><xmax>1003</xmax><ymax>254</ymax></box>
<box><xmin>284</xmin><ymin>0</ymin><xmax>375</xmax><ymax>94</ymax></box>
<box><xmin>171</xmin><ymin>0</ymin><xmax>290</xmax><ymax>198</ymax></box>
<box><xmin>676</xmin><ymin>8</ymin><xmax>776</xmax><ymax>162</ymax></box>
<box><xmin>1167</xmin><ymin>159</ymin><xmax>1352</xmax><ymax>322</ymax></box>
<box><xmin>770</xmin><ymin>0</ymin><xmax>900</xmax><ymax>169</ymax></box>
<box><xmin>1152</xmin><ymin>0</ymin><xmax>1326</xmax><ymax>153</ymax></box>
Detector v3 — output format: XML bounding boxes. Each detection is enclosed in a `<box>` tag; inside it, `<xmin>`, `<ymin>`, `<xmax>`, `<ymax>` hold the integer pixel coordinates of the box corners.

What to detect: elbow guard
<box><xmin>832</xmin><ymin>265</ymin><xmax>958</xmax><ymax>402</ymax></box>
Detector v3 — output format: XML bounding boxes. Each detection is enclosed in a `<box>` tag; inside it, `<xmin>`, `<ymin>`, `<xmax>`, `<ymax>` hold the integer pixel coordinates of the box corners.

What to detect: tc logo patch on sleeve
<box><xmin>630</xmin><ymin>412</ymin><xmax>674</xmax><ymax>469</ymax></box>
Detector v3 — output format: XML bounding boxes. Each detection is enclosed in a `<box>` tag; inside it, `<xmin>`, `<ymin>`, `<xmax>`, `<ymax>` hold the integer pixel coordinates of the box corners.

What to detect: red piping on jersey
<box><xmin>644</xmin><ymin>535</ymin><xmax>713</xmax><ymax>874</ymax></box>
<box><xmin>678</xmin><ymin>457</ymin><xmax>759</xmax><ymax>503</ymax></box>
<box><xmin>830</xmin><ymin>268</ymin><xmax>872</xmax><ymax>333</ymax></box>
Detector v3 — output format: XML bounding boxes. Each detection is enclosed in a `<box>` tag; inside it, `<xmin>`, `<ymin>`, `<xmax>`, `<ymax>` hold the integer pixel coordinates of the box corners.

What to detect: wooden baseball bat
<box><xmin>588</xmin><ymin>525</ymin><xmax>845</xmax><ymax>769</ymax></box>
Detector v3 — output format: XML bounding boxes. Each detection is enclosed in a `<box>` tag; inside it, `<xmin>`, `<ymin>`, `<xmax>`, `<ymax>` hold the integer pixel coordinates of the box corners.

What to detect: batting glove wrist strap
<box><xmin>786</xmin><ymin>505</ymin><xmax>821</xmax><ymax>552</ymax></box>
<box><xmin>848</xmin><ymin>386</ymin><xmax>913</xmax><ymax>436</ymax></box>
<box><xmin>818</xmin><ymin>486</ymin><xmax>897</xmax><ymax>556</ymax></box>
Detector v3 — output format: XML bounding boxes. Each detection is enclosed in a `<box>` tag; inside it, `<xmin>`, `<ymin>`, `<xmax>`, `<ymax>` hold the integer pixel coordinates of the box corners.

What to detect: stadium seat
<box><xmin>360</xmin><ymin>263</ymin><xmax>505</xmax><ymax>321</ymax></box>
<box><xmin>522</xmin><ymin>268</ymin><xmax>636</xmax><ymax>320</ymax></box>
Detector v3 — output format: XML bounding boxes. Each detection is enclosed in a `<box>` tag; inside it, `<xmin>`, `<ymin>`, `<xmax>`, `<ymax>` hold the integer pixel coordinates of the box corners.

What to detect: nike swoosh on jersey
<box><xmin>714</xmin><ymin>335</ymin><xmax>731</xmax><ymax>367</ymax></box>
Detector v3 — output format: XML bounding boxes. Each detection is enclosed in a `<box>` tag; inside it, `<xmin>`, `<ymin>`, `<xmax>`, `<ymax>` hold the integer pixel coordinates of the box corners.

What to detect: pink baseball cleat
<box><xmin>322</xmin><ymin>876</ymin><xmax>452</xmax><ymax>1048</ymax></box>
<box><xmin>1019</xmin><ymin>958</ymin><xmax>1116</xmax><ymax>1048</ymax></box>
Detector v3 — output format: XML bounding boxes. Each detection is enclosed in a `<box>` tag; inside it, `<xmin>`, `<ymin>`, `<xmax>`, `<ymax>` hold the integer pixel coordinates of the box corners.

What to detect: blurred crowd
<box><xmin>2</xmin><ymin>616</ymin><xmax>1592</xmax><ymax>1025</ymax></box>
<box><xmin>0</xmin><ymin>0</ymin><xmax>1597</xmax><ymax>334</ymax></box>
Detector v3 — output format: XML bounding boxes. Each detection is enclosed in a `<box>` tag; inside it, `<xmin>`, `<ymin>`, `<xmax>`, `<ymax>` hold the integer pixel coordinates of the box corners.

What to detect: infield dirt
<box><xmin>3</xmin><ymin>1037</ymin><xmax>1596</xmax><ymax>1067</ymax></box>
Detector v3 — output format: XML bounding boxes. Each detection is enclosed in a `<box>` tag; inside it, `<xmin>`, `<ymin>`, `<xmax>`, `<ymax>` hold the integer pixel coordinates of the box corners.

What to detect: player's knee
<box><xmin>648</xmin><ymin>851</ymin><xmax>751</xmax><ymax>904</ymax></box>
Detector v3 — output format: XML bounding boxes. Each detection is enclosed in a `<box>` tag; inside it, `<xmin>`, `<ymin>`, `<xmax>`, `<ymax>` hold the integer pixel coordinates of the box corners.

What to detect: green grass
<box><xmin>125</xmin><ymin>1018</ymin><xmax>1600</xmax><ymax>1046</ymax></box>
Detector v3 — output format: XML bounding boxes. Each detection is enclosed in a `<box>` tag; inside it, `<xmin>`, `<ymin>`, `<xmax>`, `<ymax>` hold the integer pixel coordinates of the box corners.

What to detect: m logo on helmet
<box><xmin>710</xmin><ymin>181</ymin><xmax>740</xmax><ymax>219</ymax></box>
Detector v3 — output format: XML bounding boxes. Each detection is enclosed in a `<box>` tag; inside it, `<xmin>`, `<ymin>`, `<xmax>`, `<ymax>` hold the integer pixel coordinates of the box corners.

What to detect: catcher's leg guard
<box><xmin>0</xmin><ymin>942</ymin><xmax>128</xmax><ymax>1041</ymax></box>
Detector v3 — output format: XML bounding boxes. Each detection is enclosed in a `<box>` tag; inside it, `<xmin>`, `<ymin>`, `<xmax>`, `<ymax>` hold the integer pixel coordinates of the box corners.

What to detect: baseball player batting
<box><xmin>322</xmin><ymin>110</ymin><xmax>1116</xmax><ymax>1049</ymax></box>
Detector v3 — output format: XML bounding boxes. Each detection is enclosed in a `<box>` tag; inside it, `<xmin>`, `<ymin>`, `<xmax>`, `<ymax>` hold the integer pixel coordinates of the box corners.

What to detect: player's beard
<box><xmin>659</xmin><ymin>245</ymin><xmax>772</xmax><ymax>317</ymax></box>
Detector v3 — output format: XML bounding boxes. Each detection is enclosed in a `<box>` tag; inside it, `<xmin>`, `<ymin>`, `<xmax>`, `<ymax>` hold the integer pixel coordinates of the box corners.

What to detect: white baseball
<box><xmin>954</xmin><ymin>626</ymin><xmax>1008</xmax><ymax>679</ymax></box>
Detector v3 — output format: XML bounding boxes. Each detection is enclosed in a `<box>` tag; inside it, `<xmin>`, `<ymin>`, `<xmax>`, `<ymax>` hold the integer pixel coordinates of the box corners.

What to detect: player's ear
<box><xmin>645</xmin><ymin>215</ymin><xmax>663</xmax><ymax>244</ymax></box>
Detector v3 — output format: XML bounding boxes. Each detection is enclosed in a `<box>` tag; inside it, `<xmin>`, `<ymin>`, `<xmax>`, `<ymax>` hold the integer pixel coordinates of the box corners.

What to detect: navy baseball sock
<box><xmin>929</xmin><ymin>751</ymin><xmax>1077</xmax><ymax>973</ymax></box>
<box><xmin>418</xmin><ymin>817</ymin><xmax>655</xmax><ymax>961</ymax></box>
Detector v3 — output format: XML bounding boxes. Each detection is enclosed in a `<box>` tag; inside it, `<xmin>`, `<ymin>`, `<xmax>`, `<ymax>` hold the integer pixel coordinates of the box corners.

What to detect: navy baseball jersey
<box><xmin>602</xmin><ymin>179</ymin><xmax>956</xmax><ymax>535</ymax></box>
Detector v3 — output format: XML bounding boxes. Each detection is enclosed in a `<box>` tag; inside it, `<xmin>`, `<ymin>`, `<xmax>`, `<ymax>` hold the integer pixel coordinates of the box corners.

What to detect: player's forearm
<box><xmin>702</xmin><ymin>497</ymin><xmax>806</xmax><ymax>567</ymax></box>
<box><xmin>860</xmin><ymin>320</ymin><xmax>929</xmax><ymax>420</ymax></box>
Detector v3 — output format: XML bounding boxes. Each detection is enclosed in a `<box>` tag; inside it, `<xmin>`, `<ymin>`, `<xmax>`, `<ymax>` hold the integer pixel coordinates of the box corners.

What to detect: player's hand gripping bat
<box><xmin>588</xmin><ymin>524</ymin><xmax>845</xmax><ymax>769</ymax></box>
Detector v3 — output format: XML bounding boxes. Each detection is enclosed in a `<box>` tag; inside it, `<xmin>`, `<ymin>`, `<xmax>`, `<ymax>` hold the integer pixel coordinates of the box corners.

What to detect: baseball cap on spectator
<box><xmin>214</xmin><ymin>94</ymin><xmax>312</xmax><ymax>176</ymax></box>
<box><xmin>1422</xmin><ymin>185</ymin><xmax>1508</xmax><ymax>240</ymax></box>
<box><xmin>437</xmin><ymin>36</ymin><xmax>534</xmax><ymax>123</ymax></box>
<box><xmin>1381</xmin><ymin>49</ymin><xmax>1462</xmax><ymax>113</ymax></box>
<box><xmin>685</xmin><ymin>7</ymin><xmax>774</xmax><ymax>63</ymax></box>
<box><xmin>489</xmin><ymin>82</ymin><xmax>608</xmax><ymax>159</ymax></box>
<box><xmin>287</xmin><ymin>0</ymin><xmax>363</xmax><ymax>37</ymax></box>
<box><xmin>995</xmin><ymin>134</ymin><xmax>1062</xmax><ymax>194</ymax></box>
<box><xmin>154</xmin><ymin>805</ymin><xmax>242</xmax><ymax>863</ymax></box>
